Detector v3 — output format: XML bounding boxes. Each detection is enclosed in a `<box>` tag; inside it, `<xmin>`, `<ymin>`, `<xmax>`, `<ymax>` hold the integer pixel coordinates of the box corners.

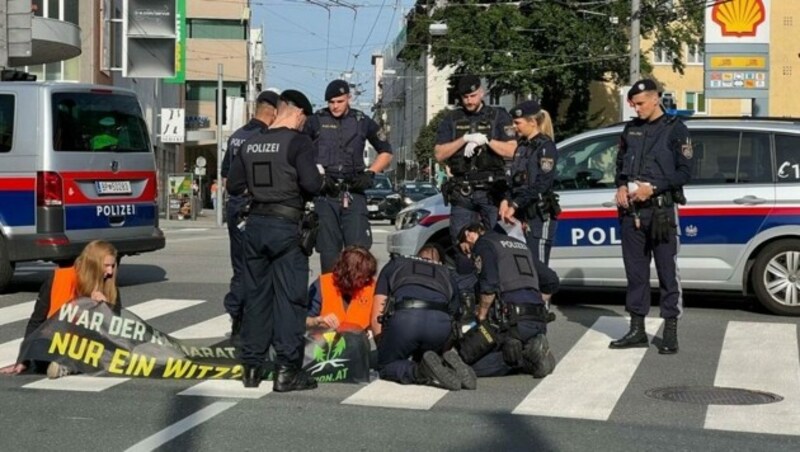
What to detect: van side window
<box><xmin>52</xmin><ymin>93</ymin><xmax>150</xmax><ymax>153</ymax></box>
<box><xmin>689</xmin><ymin>131</ymin><xmax>770</xmax><ymax>185</ymax></box>
<box><xmin>554</xmin><ymin>136</ymin><xmax>618</xmax><ymax>191</ymax></box>
<box><xmin>0</xmin><ymin>95</ymin><xmax>14</xmax><ymax>153</ymax></box>
<box><xmin>775</xmin><ymin>134</ymin><xmax>800</xmax><ymax>183</ymax></box>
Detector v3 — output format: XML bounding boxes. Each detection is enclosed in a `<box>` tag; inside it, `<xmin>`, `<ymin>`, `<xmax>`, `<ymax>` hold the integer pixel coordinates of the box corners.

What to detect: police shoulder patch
<box><xmin>540</xmin><ymin>157</ymin><xmax>554</xmax><ymax>173</ymax></box>
<box><xmin>681</xmin><ymin>139</ymin><xmax>693</xmax><ymax>159</ymax></box>
<box><xmin>504</xmin><ymin>125</ymin><xmax>516</xmax><ymax>138</ymax></box>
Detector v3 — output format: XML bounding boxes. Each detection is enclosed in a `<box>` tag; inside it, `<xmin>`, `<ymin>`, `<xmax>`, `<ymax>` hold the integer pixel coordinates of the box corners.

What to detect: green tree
<box><xmin>402</xmin><ymin>0</ymin><xmax>705</xmax><ymax>138</ymax></box>
<box><xmin>413</xmin><ymin>108</ymin><xmax>450</xmax><ymax>163</ymax></box>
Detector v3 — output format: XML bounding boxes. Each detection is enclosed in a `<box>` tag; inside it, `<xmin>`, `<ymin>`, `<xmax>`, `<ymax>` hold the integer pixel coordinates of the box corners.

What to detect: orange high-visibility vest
<box><xmin>47</xmin><ymin>266</ymin><xmax>78</xmax><ymax>318</ymax></box>
<box><xmin>319</xmin><ymin>273</ymin><xmax>376</xmax><ymax>331</ymax></box>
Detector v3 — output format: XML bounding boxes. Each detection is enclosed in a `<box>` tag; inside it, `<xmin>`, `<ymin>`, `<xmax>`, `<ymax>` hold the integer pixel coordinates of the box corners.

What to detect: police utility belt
<box><xmin>444</xmin><ymin>172</ymin><xmax>506</xmax><ymax>200</ymax></box>
<box><xmin>394</xmin><ymin>299</ymin><xmax>449</xmax><ymax>313</ymax></box>
<box><xmin>631</xmin><ymin>189</ymin><xmax>685</xmax><ymax>211</ymax></box>
<box><xmin>503</xmin><ymin>303</ymin><xmax>548</xmax><ymax>322</ymax></box>
<box><xmin>250</xmin><ymin>203</ymin><xmax>303</xmax><ymax>222</ymax></box>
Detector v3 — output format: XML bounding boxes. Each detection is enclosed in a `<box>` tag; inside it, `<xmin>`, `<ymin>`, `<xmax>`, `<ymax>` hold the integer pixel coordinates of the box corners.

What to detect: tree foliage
<box><xmin>414</xmin><ymin>108</ymin><xmax>450</xmax><ymax>163</ymax></box>
<box><xmin>402</xmin><ymin>0</ymin><xmax>705</xmax><ymax>138</ymax></box>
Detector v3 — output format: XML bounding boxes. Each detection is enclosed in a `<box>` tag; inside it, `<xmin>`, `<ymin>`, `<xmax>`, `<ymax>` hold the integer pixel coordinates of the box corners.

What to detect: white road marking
<box><xmin>513</xmin><ymin>316</ymin><xmax>663</xmax><ymax>420</ymax></box>
<box><xmin>178</xmin><ymin>380</ymin><xmax>272</xmax><ymax>399</ymax></box>
<box><xmin>170</xmin><ymin>314</ymin><xmax>230</xmax><ymax>340</ymax></box>
<box><xmin>126</xmin><ymin>298</ymin><xmax>207</xmax><ymax>320</ymax></box>
<box><xmin>0</xmin><ymin>301</ymin><xmax>35</xmax><ymax>326</ymax></box>
<box><xmin>0</xmin><ymin>338</ymin><xmax>23</xmax><ymax>367</ymax></box>
<box><xmin>342</xmin><ymin>379</ymin><xmax>449</xmax><ymax>410</ymax></box>
<box><xmin>705</xmin><ymin>321</ymin><xmax>800</xmax><ymax>436</ymax></box>
<box><xmin>124</xmin><ymin>401</ymin><xmax>238</xmax><ymax>452</ymax></box>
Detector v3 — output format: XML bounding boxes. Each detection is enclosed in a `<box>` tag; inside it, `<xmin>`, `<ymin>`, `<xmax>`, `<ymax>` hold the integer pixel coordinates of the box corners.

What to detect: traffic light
<box><xmin>123</xmin><ymin>0</ymin><xmax>177</xmax><ymax>78</ymax></box>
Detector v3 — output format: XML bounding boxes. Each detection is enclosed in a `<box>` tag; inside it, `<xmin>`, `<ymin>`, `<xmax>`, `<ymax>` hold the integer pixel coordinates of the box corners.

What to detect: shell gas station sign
<box><xmin>704</xmin><ymin>0</ymin><xmax>770</xmax><ymax>101</ymax></box>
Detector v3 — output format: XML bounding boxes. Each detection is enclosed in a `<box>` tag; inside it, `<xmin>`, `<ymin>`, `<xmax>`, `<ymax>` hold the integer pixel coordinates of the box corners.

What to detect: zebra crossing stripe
<box><xmin>705</xmin><ymin>321</ymin><xmax>800</xmax><ymax>436</ymax></box>
<box><xmin>342</xmin><ymin>379</ymin><xmax>449</xmax><ymax>410</ymax></box>
<box><xmin>0</xmin><ymin>301</ymin><xmax>35</xmax><ymax>327</ymax></box>
<box><xmin>0</xmin><ymin>338</ymin><xmax>23</xmax><ymax>368</ymax></box>
<box><xmin>170</xmin><ymin>314</ymin><xmax>231</xmax><ymax>340</ymax></box>
<box><xmin>126</xmin><ymin>298</ymin><xmax>207</xmax><ymax>319</ymax></box>
<box><xmin>512</xmin><ymin>316</ymin><xmax>664</xmax><ymax>420</ymax></box>
<box><xmin>124</xmin><ymin>401</ymin><xmax>238</xmax><ymax>452</ymax></box>
<box><xmin>179</xmin><ymin>380</ymin><xmax>272</xmax><ymax>399</ymax></box>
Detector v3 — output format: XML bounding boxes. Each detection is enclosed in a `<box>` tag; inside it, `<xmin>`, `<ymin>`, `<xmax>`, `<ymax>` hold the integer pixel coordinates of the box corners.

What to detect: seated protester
<box><xmin>306</xmin><ymin>246</ymin><xmax>377</xmax><ymax>332</ymax></box>
<box><xmin>0</xmin><ymin>240</ymin><xmax>121</xmax><ymax>379</ymax></box>
<box><xmin>370</xmin><ymin>245</ymin><xmax>476</xmax><ymax>391</ymax></box>
<box><xmin>457</xmin><ymin>223</ymin><xmax>556</xmax><ymax>379</ymax></box>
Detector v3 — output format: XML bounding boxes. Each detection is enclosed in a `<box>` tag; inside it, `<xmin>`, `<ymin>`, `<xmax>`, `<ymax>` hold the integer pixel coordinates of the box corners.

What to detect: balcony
<box><xmin>8</xmin><ymin>17</ymin><xmax>81</xmax><ymax>67</ymax></box>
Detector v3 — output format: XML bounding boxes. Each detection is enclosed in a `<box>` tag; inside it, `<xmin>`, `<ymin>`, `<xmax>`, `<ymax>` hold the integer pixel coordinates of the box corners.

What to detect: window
<box><xmin>653</xmin><ymin>46</ymin><xmax>675</xmax><ymax>64</ymax></box>
<box><xmin>775</xmin><ymin>134</ymin><xmax>800</xmax><ymax>184</ymax></box>
<box><xmin>185</xmin><ymin>82</ymin><xmax>246</xmax><ymax>101</ymax></box>
<box><xmin>686</xmin><ymin>92</ymin><xmax>706</xmax><ymax>114</ymax></box>
<box><xmin>554</xmin><ymin>135</ymin><xmax>619</xmax><ymax>191</ymax></box>
<box><xmin>0</xmin><ymin>95</ymin><xmax>15</xmax><ymax>152</ymax></box>
<box><xmin>187</xmin><ymin>19</ymin><xmax>247</xmax><ymax>40</ymax></box>
<box><xmin>687</xmin><ymin>44</ymin><xmax>703</xmax><ymax>64</ymax></box>
<box><xmin>688</xmin><ymin>131</ymin><xmax>771</xmax><ymax>185</ymax></box>
<box><xmin>18</xmin><ymin>0</ymin><xmax>80</xmax><ymax>80</ymax></box>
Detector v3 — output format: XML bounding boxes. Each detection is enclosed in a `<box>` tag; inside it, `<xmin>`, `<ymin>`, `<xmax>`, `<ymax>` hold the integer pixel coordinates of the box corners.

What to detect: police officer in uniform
<box><xmin>434</xmin><ymin>75</ymin><xmax>516</xmax><ymax>293</ymax></box>
<box><xmin>499</xmin><ymin>100</ymin><xmax>560</xmax><ymax>266</ymax></box>
<box><xmin>305</xmin><ymin>80</ymin><xmax>393</xmax><ymax>273</ymax></box>
<box><xmin>609</xmin><ymin>79</ymin><xmax>693</xmax><ymax>355</ymax></box>
<box><xmin>371</xmin><ymin>245</ymin><xmax>476</xmax><ymax>391</ymax></box>
<box><xmin>220</xmin><ymin>90</ymin><xmax>279</xmax><ymax>339</ymax></box>
<box><xmin>227</xmin><ymin>90</ymin><xmax>322</xmax><ymax>390</ymax></box>
<box><xmin>457</xmin><ymin>223</ymin><xmax>556</xmax><ymax>378</ymax></box>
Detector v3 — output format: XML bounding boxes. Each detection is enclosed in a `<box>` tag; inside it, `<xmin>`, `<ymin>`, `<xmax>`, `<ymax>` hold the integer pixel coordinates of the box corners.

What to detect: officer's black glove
<box><xmin>321</xmin><ymin>175</ymin><xmax>338</xmax><ymax>196</ymax></box>
<box><xmin>348</xmin><ymin>170</ymin><xmax>375</xmax><ymax>192</ymax></box>
<box><xmin>502</xmin><ymin>337</ymin><xmax>524</xmax><ymax>367</ymax></box>
<box><xmin>651</xmin><ymin>207</ymin><xmax>676</xmax><ymax>244</ymax></box>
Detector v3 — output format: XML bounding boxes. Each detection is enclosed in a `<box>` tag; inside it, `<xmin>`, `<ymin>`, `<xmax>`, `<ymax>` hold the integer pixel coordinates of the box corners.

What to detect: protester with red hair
<box><xmin>306</xmin><ymin>246</ymin><xmax>378</xmax><ymax>332</ymax></box>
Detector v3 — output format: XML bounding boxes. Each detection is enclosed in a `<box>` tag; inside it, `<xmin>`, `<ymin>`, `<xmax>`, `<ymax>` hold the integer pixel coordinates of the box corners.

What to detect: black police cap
<box><xmin>256</xmin><ymin>91</ymin><xmax>279</xmax><ymax>108</ymax></box>
<box><xmin>627</xmin><ymin>79</ymin><xmax>660</xmax><ymax>100</ymax></box>
<box><xmin>325</xmin><ymin>79</ymin><xmax>350</xmax><ymax>101</ymax></box>
<box><xmin>511</xmin><ymin>100</ymin><xmax>542</xmax><ymax>119</ymax></box>
<box><xmin>457</xmin><ymin>75</ymin><xmax>481</xmax><ymax>96</ymax></box>
<box><xmin>280</xmin><ymin>89</ymin><xmax>313</xmax><ymax>116</ymax></box>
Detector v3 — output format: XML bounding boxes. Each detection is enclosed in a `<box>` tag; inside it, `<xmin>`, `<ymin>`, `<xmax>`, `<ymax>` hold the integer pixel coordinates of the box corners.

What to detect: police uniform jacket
<box><xmin>435</xmin><ymin>104</ymin><xmax>515</xmax><ymax>178</ymax></box>
<box><xmin>615</xmin><ymin>114</ymin><xmax>693</xmax><ymax>197</ymax></box>
<box><xmin>509</xmin><ymin>133</ymin><xmax>558</xmax><ymax>212</ymax></box>
<box><xmin>304</xmin><ymin>108</ymin><xmax>391</xmax><ymax>178</ymax></box>
<box><xmin>226</xmin><ymin>127</ymin><xmax>322</xmax><ymax>210</ymax></box>
<box><xmin>221</xmin><ymin>118</ymin><xmax>269</xmax><ymax>180</ymax></box>
<box><xmin>375</xmin><ymin>255</ymin><xmax>460</xmax><ymax>316</ymax></box>
<box><xmin>473</xmin><ymin>232</ymin><xmax>541</xmax><ymax>304</ymax></box>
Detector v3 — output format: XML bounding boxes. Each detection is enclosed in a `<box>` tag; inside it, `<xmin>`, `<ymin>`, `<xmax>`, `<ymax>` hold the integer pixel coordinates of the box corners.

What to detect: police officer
<box><xmin>610</xmin><ymin>79</ymin><xmax>693</xmax><ymax>354</ymax></box>
<box><xmin>226</xmin><ymin>90</ymin><xmax>322</xmax><ymax>390</ymax></box>
<box><xmin>305</xmin><ymin>79</ymin><xmax>393</xmax><ymax>273</ymax></box>
<box><xmin>434</xmin><ymin>75</ymin><xmax>516</xmax><ymax>292</ymax></box>
<box><xmin>220</xmin><ymin>90</ymin><xmax>279</xmax><ymax>339</ymax></box>
<box><xmin>370</xmin><ymin>245</ymin><xmax>476</xmax><ymax>391</ymax></box>
<box><xmin>457</xmin><ymin>223</ymin><xmax>556</xmax><ymax>378</ymax></box>
<box><xmin>499</xmin><ymin>100</ymin><xmax>560</xmax><ymax>266</ymax></box>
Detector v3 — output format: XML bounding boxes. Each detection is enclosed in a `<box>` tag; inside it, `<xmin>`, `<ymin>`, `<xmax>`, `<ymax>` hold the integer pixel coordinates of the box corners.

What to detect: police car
<box><xmin>0</xmin><ymin>82</ymin><xmax>165</xmax><ymax>292</ymax></box>
<box><xmin>387</xmin><ymin>118</ymin><xmax>800</xmax><ymax>316</ymax></box>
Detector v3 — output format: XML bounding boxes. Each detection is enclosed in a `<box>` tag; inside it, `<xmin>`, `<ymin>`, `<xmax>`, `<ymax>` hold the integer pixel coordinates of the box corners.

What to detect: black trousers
<box><xmin>224</xmin><ymin>194</ymin><xmax>247</xmax><ymax>319</ymax></box>
<box><xmin>314</xmin><ymin>194</ymin><xmax>372</xmax><ymax>273</ymax></box>
<box><xmin>377</xmin><ymin>309</ymin><xmax>452</xmax><ymax>384</ymax></box>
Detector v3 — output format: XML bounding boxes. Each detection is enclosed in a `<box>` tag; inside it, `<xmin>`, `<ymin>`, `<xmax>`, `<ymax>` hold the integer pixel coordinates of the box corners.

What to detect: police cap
<box><xmin>256</xmin><ymin>90</ymin><xmax>279</xmax><ymax>108</ymax></box>
<box><xmin>627</xmin><ymin>79</ymin><xmax>660</xmax><ymax>100</ymax></box>
<box><xmin>510</xmin><ymin>100</ymin><xmax>542</xmax><ymax>119</ymax></box>
<box><xmin>457</xmin><ymin>75</ymin><xmax>481</xmax><ymax>96</ymax></box>
<box><xmin>325</xmin><ymin>79</ymin><xmax>350</xmax><ymax>101</ymax></box>
<box><xmin>280</xmin><ymin>89</ymin><xmax>313</xmax><ymax>116</ymax></box>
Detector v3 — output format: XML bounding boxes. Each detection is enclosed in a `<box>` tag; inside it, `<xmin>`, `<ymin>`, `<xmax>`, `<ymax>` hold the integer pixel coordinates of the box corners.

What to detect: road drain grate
<box><xmin>645</xmin><ymin>386</ymin><xmax>783</xmax><ymax>405</ymax></box>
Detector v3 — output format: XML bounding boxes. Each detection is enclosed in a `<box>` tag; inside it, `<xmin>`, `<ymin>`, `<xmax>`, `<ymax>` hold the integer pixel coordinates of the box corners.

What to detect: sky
<box><xmin>252</xmin><ymin>0</ymin><xmax>416</xmax><ymax>110</ymax></box>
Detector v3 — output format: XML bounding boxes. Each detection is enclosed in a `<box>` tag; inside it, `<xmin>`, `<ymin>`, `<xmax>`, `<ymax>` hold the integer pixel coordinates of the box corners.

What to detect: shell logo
<box><xmin>712</xmin><ymin>0</ymin><xmax>766</xmax><ymax>37</ymax></box>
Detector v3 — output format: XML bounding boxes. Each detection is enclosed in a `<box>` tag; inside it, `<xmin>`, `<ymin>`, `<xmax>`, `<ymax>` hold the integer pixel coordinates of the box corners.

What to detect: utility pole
<box><xmin>216</xmin><ymin>63</ymin><xmax>224</xmax><ymax>227</ymax></box>
<box><xmin>630</xmin><ymin>0</ymin><xmax>641</xmax><ymax>83</ymax></box>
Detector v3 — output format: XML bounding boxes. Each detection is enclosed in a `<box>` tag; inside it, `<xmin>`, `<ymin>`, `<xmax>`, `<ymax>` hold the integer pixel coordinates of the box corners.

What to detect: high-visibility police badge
<box><xmin>504</xmin><ymin>125</ymin><xmax>516</xmax><ymax>138</ymax></box>
<box><xmin>540</xmin><ymin>157</ymin><xmax>554</xmax><ymax>173</ymax></box>
<box><xmin>681</xmin><ymin>139</ymin><xmax>693</xmax><ymax>159</ymax></box>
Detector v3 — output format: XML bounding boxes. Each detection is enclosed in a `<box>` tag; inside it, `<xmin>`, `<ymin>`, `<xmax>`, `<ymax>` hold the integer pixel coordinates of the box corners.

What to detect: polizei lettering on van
<box><xmin>246</xmin><ymin>143</ymin><xmax>280</xmax><ymax>153</ymax></box>
<box><xmin>96</xmin><ymin>205</ymin><xmax>137</xmax><ymax>216</ymax></box>
<box><xmin>571</xmin><ymin>227</ymin><xmax>622</xmax><ymax>246</ymax></box>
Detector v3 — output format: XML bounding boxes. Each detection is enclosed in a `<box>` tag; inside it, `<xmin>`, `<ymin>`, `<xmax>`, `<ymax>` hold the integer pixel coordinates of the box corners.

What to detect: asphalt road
<box><xmin>1</xmin><ymin>214</ymin><xmax>799</xmax><ymax>452</ymax></box>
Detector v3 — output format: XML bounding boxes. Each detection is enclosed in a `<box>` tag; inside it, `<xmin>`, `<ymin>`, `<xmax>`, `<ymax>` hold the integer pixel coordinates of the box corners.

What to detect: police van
<box><xmin>0</xmin><ymin>82</ymin><xmax>165</xmax><ymax>291</ymax></box>
<box><xmin>387</xmin><ymin>118</ymin><xmax>800</xmax><ymax>316</ymax></box>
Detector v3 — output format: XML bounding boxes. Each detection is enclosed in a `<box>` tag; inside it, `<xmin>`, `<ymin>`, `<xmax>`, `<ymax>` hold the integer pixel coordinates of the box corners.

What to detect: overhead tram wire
<box><xmin>349</xmin><ymin>0</ymin><xmax>388</xmax><ymax>76</ymax></box>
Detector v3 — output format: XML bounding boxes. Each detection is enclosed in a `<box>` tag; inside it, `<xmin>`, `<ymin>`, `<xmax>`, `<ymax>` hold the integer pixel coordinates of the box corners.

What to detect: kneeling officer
<box><xmin>458</xmin><ymin>223</ymin><xmax>556</xmax><ymax>378</ymax></box>
<box><xmin>226</xmin><ymin>90</ymin><xmax>322</xmax><ymax>390</ymax></box>
<box><xmin>371</xmin><ymin>245</ymin><xmax>476</xmax><ymax>391</ymax></box>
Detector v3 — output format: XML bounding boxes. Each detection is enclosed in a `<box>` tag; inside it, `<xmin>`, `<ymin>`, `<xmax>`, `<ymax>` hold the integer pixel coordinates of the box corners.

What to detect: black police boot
<box><xmin>241</xmin><ymin>365</ymin><xmax>262</xmax><ymax>388</ymax></box>
<box><xmin>609</xmin><ymin>314</ymin><xmax>649</xmax><ymax>349</ymax></box>
<box><xmin>522</xmin><ymin>334</ymin><xmax>557</xmax><ymax>378</ymax></box>
<box><xmin>273</xmin><ymin>364</ymin><xmax>318</xmax><ymax>393</ymax></box>
<box><xmin>658</xmin><ymin>318</ymin><xmax>679</xmax><ymax>355</ymax></box>
<box><xmin>442</xmin><ymin>349</ymin><xmax>477</xmax><ymax>390</ymax></box>
<box><xmin>414</xmin><ymin>351</ymin><xmax>461</xmax><ymax>391</ymax></box>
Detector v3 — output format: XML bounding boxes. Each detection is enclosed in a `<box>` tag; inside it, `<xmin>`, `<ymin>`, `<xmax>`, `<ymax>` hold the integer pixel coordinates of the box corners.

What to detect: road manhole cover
<box><xmin>645</xmin><ymin>386</ymin><xmax>783</xmax><ymax>405</ymax></box>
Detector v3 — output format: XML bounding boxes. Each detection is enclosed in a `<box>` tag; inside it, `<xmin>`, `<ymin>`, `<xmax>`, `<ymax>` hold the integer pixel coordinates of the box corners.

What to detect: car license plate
<box><xmin>96</xmin><ymin>181</ymin><xmax>132</xmax><ymax>195</ymax></box>
<box><xmin>367</xmin><ymin>205</ymin><xmax>379</xmax><ymax>212</ymax></box>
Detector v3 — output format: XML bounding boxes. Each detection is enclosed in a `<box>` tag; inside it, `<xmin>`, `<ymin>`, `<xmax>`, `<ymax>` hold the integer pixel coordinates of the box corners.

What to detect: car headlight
<box><xmin>397</xmin><ymin>208</ymin><xmax>430</xmax><ymax>230</ymax></box>
<box><xmin>387</xmin><ymin>193</ymin><xmax>401</xmax><ymax>200</ymax></box>
<box><xmin>403</xmin><ymin>196</ymin><xmax>413</xmax><ymax>205</ymax></box>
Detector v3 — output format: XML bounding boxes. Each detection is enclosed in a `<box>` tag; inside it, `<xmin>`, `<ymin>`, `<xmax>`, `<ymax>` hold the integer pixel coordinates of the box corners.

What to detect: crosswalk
<box><xmin>2</xmin><ymin>296</ymin><xmax>800</xmax><ymax>437</ymax></box>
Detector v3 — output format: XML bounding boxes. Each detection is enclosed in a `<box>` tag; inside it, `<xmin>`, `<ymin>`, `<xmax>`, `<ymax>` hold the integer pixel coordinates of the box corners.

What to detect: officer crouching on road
<box><xmin>370</xmin><ymin>245</ymin><xmax>476</xmax><ymax>391</ymax></box>
<box><xmin>610</xmin><ymin>79</ymin><xmax>693</xmax><ymax>355</ymax></box>
<box><xmin>499</xmin><ymin>100</ymin><xmax>561</xmax><ymax>266</ymax></box>
<box><xmin>434</xmin><ymin>75</ymin><xmax>516</xmax><ymax>295</ymax></box>
<box><xmin>457</xmin><ymin>223</ymin><xmax>556</xmax><ymax>378</ymax></box>
<box><xmin>220</xmin><ymin>90</ymin><xmax>279</xmax><ymax>341</ymax></box>
<box><xmin>226</xmin><ymin>89</ymin><xmax>323</xmax><ymax>390</ymax></box>
<box><xmin>304</xmin><ymin>79</ymin><xmax>393</xmax><ymax>273</ymax></box>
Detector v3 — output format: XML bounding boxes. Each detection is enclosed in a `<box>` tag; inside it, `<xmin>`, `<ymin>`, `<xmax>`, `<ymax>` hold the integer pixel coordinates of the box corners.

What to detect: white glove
<box><xmin>463</xmin><ymin>142</ymin><xmax>478</xmax><ymax>159</ymax></box>
<box><xmin>463</xmin><ymin>133</ymin><xmax>489</xmax><ymax>146</ymax></box>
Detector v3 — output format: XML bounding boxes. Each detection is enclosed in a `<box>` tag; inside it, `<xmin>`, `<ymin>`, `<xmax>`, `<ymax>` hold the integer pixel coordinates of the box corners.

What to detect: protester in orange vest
<box><xmin>306</xmin><ymin>246</ymin><xmax>377</xmax><ymax>332</ymax></box>
<box><xmin>0</xmin><ymin>240</ymin><xmax>121</xmax><ymax>378</ymax></box>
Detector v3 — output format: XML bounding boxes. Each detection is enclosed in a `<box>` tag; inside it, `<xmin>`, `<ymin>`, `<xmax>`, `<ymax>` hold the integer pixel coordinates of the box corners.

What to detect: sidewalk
<box><xmin>160</xmin><ymin>210</ymin><xmax>226</xmax><ymax>230</ymax></box>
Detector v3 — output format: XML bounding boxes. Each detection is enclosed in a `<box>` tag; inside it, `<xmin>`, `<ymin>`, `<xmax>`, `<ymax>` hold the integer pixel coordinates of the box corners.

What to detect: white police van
<box><xmin>0</xmin><ymin>82</ymin><xmax>165</xmax><ymax>292</ymax></box>
<box><xmin>388</xmin><ymin>118</ymin><xmax>800</xmax><ymax>316</ymax></box>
